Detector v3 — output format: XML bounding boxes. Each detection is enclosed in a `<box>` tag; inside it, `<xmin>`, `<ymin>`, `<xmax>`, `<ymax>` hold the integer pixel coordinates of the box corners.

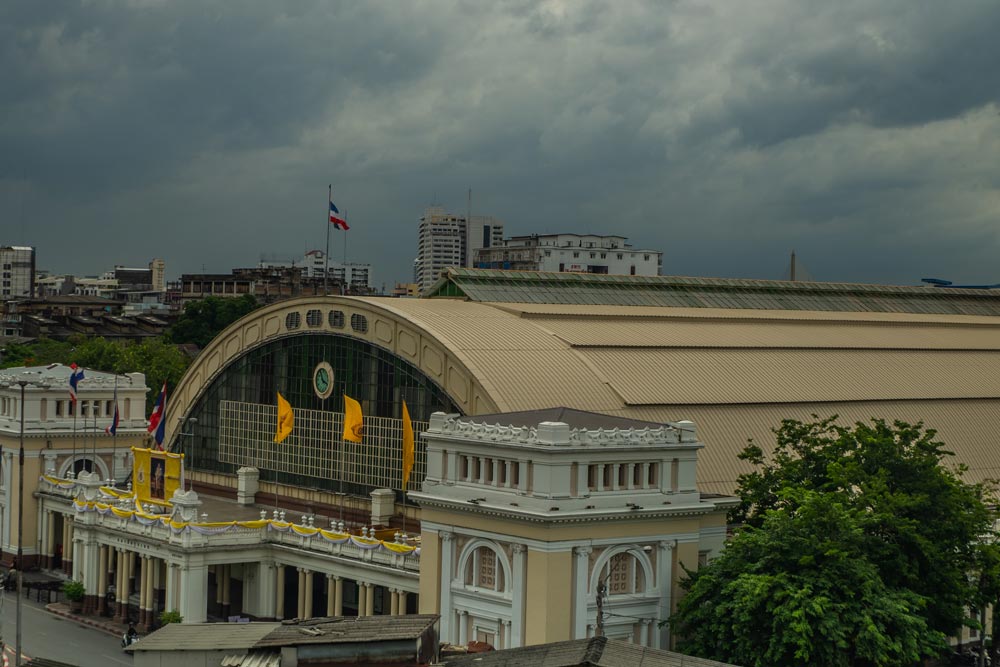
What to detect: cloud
<box><xmin>1</xmin><ymin>0</ymin><xmax>999</xmax><ymax>287</ymax></box>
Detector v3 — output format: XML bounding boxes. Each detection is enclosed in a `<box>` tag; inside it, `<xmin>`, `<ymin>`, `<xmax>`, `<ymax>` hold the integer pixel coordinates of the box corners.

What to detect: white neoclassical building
<box><xmin>412</xmin><ymin>408</ymin><xmax>734</xmax><ymax>650</ymax></box>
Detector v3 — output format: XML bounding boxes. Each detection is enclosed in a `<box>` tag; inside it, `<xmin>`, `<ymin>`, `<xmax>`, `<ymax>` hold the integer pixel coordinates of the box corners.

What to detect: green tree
<box><xmin>671</xmin><ymin>416</ymin><xmax>1000</xmax><ymax>667</ymax></box>
<box><xmin>673</xmin><ymin>490</ymin><xmax>946</xmax><ymax>667</ymax></box>
<box><xmin>165</xmin><ymin>295</ymin><xmax>259</xmax><ymax>348</ymax></box>
<box><xmin>0</xmin><ymin>335</ymin><xmax>190</xmax><ymax>414</ymax></box>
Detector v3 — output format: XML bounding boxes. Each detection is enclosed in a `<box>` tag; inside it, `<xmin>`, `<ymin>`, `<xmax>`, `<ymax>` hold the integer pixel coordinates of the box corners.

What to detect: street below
<box><xmin>0</xmin><ymin>590</ymin><xmax>134</xmax><ymax>667</ymax></box>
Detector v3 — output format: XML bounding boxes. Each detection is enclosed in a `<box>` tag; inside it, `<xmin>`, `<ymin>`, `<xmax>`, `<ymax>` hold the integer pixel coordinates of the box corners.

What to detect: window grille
<box><xmin>285</xmin><ymin>312</ymin><xmax>301</xmax><ymax>329</ymax></box>
<box><xmin>329</xmin><ymin>310</ymin><xmax>345</xmax><ymax>328</ymax></box>
<box><xmin>306</xmin><ymin>310</ymin><xmax>322</xmax><ymax>327</ymax></box>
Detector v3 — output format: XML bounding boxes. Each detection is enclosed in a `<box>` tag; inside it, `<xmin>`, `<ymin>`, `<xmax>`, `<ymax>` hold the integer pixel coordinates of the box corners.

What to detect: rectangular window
<box><xmin>588</xmin><ymin>464</ymin><xmax>597</xmax><ymax>491</ymax></box>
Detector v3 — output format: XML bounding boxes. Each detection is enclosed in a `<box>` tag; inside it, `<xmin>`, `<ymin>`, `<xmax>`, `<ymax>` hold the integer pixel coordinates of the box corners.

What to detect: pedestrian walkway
<box><xmin>45</xmin><ymin>602</ymin><xmax>127</xmax><ymax>639</ymax></box>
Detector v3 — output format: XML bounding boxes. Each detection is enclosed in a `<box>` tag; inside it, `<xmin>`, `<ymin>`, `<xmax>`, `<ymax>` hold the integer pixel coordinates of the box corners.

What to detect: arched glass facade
<box><xmin>179</xmin><ymin>332</ymin><xmax>462</xmax><ymax>496</ymax></box>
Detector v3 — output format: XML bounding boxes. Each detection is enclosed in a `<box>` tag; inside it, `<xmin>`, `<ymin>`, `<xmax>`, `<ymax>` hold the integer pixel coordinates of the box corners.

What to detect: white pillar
<box><xmin>357</xmin><ymin>582</ymin><xmax>367</xmax><ymax>617</ymax></box>
<box><xmin>326</xmin><ymin>575</ymin><xmax>336</xmax><ymax>617</ymax></box>
<box><xmin>165</xmin><ymin>563</ymin><xmax>177</xmax><ymax>613</ymax></box>
<box><xmin>440</xmin><ymin>532</ymin><xmax>454</xmax><ymax>640</ymax></box>
<box><xmin>511</xmin><ymin>544</ymin><xmax>526</xmax><ymax>648</ymax></box>
<box><xmin>573</xmin><ymin>546</ymin><xmax>592</xmax><ymax>639</ymax></box>
<box><xmin>390</xmin><ymin>588</ymin><xmax>399</xmax><ymax>616</ymax></box>
<box><xmin>398</xmin><ymin>591</ymin><xmax>408</xmax><ymax>616</ymax></box>
<box><xmin>458</xmin><ymin>610</ymin><xmax>468</xmax><ymax>645</ymax></box>
<box><xmin>657</xmin><ymin>540</ymin><xmax>675</xmax><ymax>649</ymax></box>
<box><xmin>178</xmin><ymin>563</ymin><xmax>209</xmax><ymax>623</ymax></box>
<box><xmin>303</xmin><ymin>570</ymin><xmax>314</xmax><ymax>620</ymax></box>
<box><xmin>365</xmin><ymin>582</ymin><xmax>375</xmax><ymax>617</ymax></box>
<box><xmin>503</xmin><ymin>620</ymin><xmax>512</xmax><ymax>648</ymax></box>
<box><xmin>297</xmin><ymin>568</ymin><xmax>306</xmax><ymax>619</ymax></box>
<box><xmin>334</xmin><ymin>577</ymin><xmax>343</xmax><ymax>617</ymax></box>
<box><xmin>640</xmin><ymin>619</ymin><xmax>651</xmax><ymax>647</ymax></box>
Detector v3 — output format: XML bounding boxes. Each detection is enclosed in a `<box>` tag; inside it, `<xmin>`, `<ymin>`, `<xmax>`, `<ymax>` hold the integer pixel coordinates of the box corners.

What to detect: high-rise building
<box><xmin>475</xmin><ymin>234</ymin><xmax>662</xmax><ymax>276</ymax></box>
<box><xmin>0</xmin><ymin>245</ymin><xmax>36</xmax><ymax>299</ymax></box>
<box><xmin>415</xmin><ymin>207</ymin><xmax>504</xmax><ymax>293</ymax></box>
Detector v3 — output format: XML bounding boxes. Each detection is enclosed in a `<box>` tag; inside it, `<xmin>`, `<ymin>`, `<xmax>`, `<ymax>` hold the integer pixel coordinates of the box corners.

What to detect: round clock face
<box><xmin>313</xmin><ymin>362</ymin><xmax>334</xmax><ymax>400</ymax></box>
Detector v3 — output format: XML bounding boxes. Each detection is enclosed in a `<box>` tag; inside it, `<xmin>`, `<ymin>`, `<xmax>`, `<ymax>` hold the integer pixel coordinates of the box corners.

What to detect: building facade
<box><xmin>261</xmin><ymin>251</ymin><xmax>372</xmax><ymax>292</ymax></box>
<box><xmin>413</xmin><ymin>409</ymin><xmax>731</xmax><ymax>649</ymax></box>
<box><xmin>1</xmin><ymin>245</ymin><xmax>35</xmax><ymax>299</ymax></box>
<box><xmin>475</xmin><ymin>234</ymin><xmax>661</xmax><ymax>276</ymax></box>
<box><xmin>415</xmin><ymin>207</ymin><xmax>504</xmax><ymax>294</ymax></box>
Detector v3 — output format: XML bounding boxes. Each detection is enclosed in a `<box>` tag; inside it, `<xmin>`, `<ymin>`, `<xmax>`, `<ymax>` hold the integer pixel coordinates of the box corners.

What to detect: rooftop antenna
<box><xmin>790</xmin><ymin>250</ymin><xmax>796</xmax><ymax>282</ymax></box>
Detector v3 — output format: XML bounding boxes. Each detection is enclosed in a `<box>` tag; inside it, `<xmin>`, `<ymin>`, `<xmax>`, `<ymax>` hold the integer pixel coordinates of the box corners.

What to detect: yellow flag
<box><xmin>402</xmin><ymin>400</ymin><xmax>414</xmax><ymax>488</ymax></box>
<box><xmin>343</xmin><ymin>394</ymin><xmax>363</xmax><ymax>443</ymax></box>
<box><xmin>274</xmin><ymin>392</ymin><xmax>294</xmax><ymax>443</ymax></box>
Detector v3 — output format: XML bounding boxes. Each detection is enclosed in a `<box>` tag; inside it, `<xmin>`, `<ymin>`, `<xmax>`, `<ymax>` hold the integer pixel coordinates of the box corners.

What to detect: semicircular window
<box><xmin>306</xmin><ymin>309</ymin><xmax>323</xmax><ymax>327</ymax></box>
<box><xmin>285</xmin><ymin>312</ymin><xmax>301</xmax><ymax>330</ymax></box>
<box><xmin>350</xmin><ymin>314</ymin><xmax>368</xmax><ymax>333</ymax></box>
<box><xmin>329</xmin><ymin>310</ymin><xmax>345</xmax><ymax>328</ymax></box>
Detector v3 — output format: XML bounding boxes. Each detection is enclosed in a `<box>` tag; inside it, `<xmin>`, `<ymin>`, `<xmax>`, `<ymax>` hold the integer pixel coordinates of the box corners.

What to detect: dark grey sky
<box><xmin>2</xmin><ymin>0</ymin><xmax>999</xmax><ymax>288</ymax></box>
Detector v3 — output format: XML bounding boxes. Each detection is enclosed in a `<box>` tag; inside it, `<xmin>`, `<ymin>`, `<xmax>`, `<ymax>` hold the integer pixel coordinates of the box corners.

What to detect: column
<box><xmin>334</xmin><ymin>576</ymin><xmax>343</xmax><ymax>617</ymax></box>
<box><xmin>303</xmin><ymin>570</ymin><xmax>314</xmax><ymax>620</ymax></box>
<box><xmin>576</xmin><ymin>464</ymin><xmax>589</xmax><ymax>496</ymax></box>
<box><xmin>44</xmin><ymin>511</ymin><xmax>55</xmax><ymax>568</ymax></box>
<box><xmin>390</xmin><ymin>588</ymin><xmax>399</xmax><ymax>616</ymax></box>
<box><xmin>626</xmin><ymin>463</ymin><xmax>635</xmax><ymax>489</ymax></box>
<box><xmin>296</xmin><ymin>569</ymin><xmax>306</xmax><ymax>619</ymax></box>
<box><xmin>503</xmin><ymin>620</ymin><xmax>512</xmax><ymax>648</ymax></box>
<box><xmin>61</xmin><ymin>520</ymin><xmax>68</xmax><ymax>573</ymax></box>
<box><xmin>138</xmin><ymin>556</ymin><xmax>150</xmax><ymax>628</ymax></box>
<box><xmin>97</xmin><ymin>546</ymin><xmax>108</xmax><ymax>615</ymax></box>
<box><xmin>153</xmin><ymin>559</ymin><xmax>163</xmax><ymax>623</ymax></box>
<box><xmin>657</xmin><ymin>540</ymin><xmax>675</xmax><ymax>649</ymax></box>
<box><xmin>398</xmin><ymin>591</ymin><xmax>408</xmax><ymax>616</ymax></box>
<box><xmin>165</xmin><ymin>563</ymin><xmax>177</xmax><ymax>615</ymax></box>
<box><xmin>504</xmin><ymin>461</ymin><xmax>513</xmax><ymax>488</ymax></box>
<box><xmin>326</xmin><ymin>575</ymin><xmax>336</xmax><ymax>617</ymax></box>
<box><xmin>458</xmin><ymin>610</ymin><xmax>468</xmax><ymax>645</ymax></box>
<box><xmin>221</xmin><ymin>564</ymin><xmax>232</xmax><ymax>618</ymax></box>
<box><xmin>572</xmin><ymin>546</ymin><xmax>592</xmax><ymax>640</ymax></box>
<box><xmin>365</xmin><ymin>583</ymin><xmax>375</xmax><ymax>617</ymax></box>
<box><xmin>357</xmin><ymin>582</ymin><xmax>368</xmax><ymax>617</ymax></box>
<box><xmin>115</xmin><ymin>550</ymin><xmax>124</xmax><ymax>620</ymax></box>
<box><xmin>178</xmin><ymin>563</ymin><xmax>209</xmax><ymax>623</ymax></box>
<box><xmin>640</xmin><ymin>619</ymin><xmax>651</xmax><ymax>647</ymax></box>
<box><xmin>124</xmin><ymin>551</ymin><xmax>135</xmax><ymax>621</ymax></box>
<box><xmin>275</xmin><ymin>565</ymin><xmax>286</xmax><ymax>620</ymax></box>
<box><xmin>639</xmin><ymin>463</ymin><xmax>650</xmax><ymax>489</ymax></box>
<box><xmin>146</xmin><ymin>558</ymin><xmax>156</xmax><ymax>626</ymax></box>
<box><xmin>516</xmin><ymin>462</ymin><xmax>527</xmax><ymax>493</ymax></box>
<box><xmin>510</xmin><ymin>544</ymin><xmax>526</xmax><ymax>648</ymax></box>
<box><xmin>439</xmin><ymin>532</ymin><xmax>454</xmax><ymax>640</ymax></box>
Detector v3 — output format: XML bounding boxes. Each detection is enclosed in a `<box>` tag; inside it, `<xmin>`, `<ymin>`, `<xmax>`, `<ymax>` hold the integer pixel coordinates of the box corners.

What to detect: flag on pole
<box><xmin>274</xmin><ymin>392</ymin><xmax>294</xmax><ymax>443</ymax></box>
<box><xmin>402</xmin><ymin>400</ymin><xmax>414</xmax><ymax>488</ymax></box>
<box><xmin>69</xmin><ymin>363</ymin><xmax>85</xmax><ymax>403</ymax></box>
<box><xmin>343</xmin><ymin>394</ymin><xmax>363</xmax><ymax>443</ymax></box>
<box><xmin>329</xmin><ymin>200</ymin><xmax>349</xmax><ymax>231</ymax></box>
<box><xmin>148</xmin><ymin>382</ymin><xmax>168</xmax><ymax>449</ymax></box>
<box><xmin>105</xmin><ymin>386</ymin><xmax>120</xmax><ymax>435</ymax></box>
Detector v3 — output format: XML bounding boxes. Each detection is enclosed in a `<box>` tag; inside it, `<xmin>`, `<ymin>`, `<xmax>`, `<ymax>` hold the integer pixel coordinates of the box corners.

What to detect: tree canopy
<box><xmin>0</xmin><ymin>335</ymin><xmax>190</xmax><ymax>413</ymax></box>
<box><xmin>165</xmin><ymin>295</ymin><xmax>259</xmax><ymax>348</ymax></box>
<box><xmin>671</xmin><ymin>416</ymin><xmax>999</xmax><ymax>667</ymax></box>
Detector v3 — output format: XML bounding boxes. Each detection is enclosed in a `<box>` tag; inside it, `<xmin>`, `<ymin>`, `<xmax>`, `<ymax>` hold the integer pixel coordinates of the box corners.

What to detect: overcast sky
<box><xmin>2</xmin><ymin>0</ymin><xmax>999</xmax><ymax>288</ymax></box>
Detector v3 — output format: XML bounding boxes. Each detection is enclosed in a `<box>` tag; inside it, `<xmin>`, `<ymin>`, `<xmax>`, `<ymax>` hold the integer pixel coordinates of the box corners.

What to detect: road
<box><xmin>0</xmin><ymin>590</ymin><xmax>133</xmax><ymax>667</ymax></box>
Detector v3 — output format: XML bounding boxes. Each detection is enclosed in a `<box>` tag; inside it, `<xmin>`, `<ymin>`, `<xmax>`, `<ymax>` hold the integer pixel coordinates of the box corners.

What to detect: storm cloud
<box><xmin>2</xmin><ymin>0</ymin><xmax>999</xmax><ymax>287</ymax></box>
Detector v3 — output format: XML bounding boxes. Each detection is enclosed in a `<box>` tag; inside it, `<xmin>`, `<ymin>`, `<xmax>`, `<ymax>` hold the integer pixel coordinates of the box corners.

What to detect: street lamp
<box><xmin>15</xmin><ymin>379</ymin><xmax>27</xmax><ymax>667</ymax></box>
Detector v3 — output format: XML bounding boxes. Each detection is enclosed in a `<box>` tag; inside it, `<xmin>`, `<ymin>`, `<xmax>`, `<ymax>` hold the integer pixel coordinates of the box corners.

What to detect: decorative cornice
<box><xmin>430</xmin><ymin>415</ymin><xmax>695</xmax><ymax>448</ymax></box>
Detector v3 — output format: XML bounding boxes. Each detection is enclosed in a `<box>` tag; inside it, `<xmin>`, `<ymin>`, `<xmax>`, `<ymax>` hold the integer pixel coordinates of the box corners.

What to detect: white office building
<box><xmin>1</xmin><ymin>245</ymin><xmax>35</xmax><ymax>299</ymax></box>
<box><xmin>415</xmin><ymin>207</ymin><xmax>504</xmax><ymax>293</ymax></box>
<box><xmin>260</xmin><ymin>251</ymin><xmax>372</xmax><ymax>291</ymax></box>
<box><xmin>475</xmin><ymin>234</ymin><xmax>661</xmax><ymax>276</ymax></box>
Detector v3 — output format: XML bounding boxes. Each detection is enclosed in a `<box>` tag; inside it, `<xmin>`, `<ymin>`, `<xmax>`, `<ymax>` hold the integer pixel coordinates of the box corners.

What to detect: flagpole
<box><xmin>324</xmin><ymin>184</ymin><xmax>331</xmax><ymax>296</ymax></box>
<box><xmin>342</xmin><ymin>209</ymin><xmax>348</xmax><ymax>295</ymax></box>
<box><xmin>72</xmin><ymin>406</ymin><xmax>77</xmax><ymax>478</ymax></box>
<box><xmin>111</xmin><ymin>375</ymin><xmax>118</xmax><ymax>485</ymax></box>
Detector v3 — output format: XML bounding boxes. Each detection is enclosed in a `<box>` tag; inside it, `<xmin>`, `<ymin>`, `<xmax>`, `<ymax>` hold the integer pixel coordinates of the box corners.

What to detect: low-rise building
<box><xmin>475</xmin><ymin>234</ymin><xmax>661</xmax><ymax>276</ymax></box>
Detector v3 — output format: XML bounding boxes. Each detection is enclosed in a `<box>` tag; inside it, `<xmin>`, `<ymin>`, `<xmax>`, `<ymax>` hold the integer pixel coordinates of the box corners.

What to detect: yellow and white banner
<box><xmin>131</xmin><ymin>447</ymin><xmax>184</xmax><ymax>506</ymax></box>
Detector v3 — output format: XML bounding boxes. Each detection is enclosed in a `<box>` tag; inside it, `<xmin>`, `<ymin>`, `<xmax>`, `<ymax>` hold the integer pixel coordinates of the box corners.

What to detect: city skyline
<box><xmin>2</xmin><ymin>1</ymin><xmax>999</xmax><ymax>288</ymax></box>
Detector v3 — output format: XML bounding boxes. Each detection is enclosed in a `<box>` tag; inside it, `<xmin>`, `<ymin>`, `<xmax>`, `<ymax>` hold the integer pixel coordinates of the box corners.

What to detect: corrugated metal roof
<box><xmin>583</xmin><ymin>348</ymin><xmax>1000</xmax><ymax>404</ymax></box>
<box><xmin>349</xmin><ymin>296</ymin><xmax>1000</xmax><ymax>494</ymax></box>
<box><xmin>443</xmin><ymin>636</ymin><xmax>740</xmax><ymax>667</ymax></box>
<box><xmin>427</xmin><ymin>268</ymin><xmax>1000</xmax><ymax>315</ymax></box>
<box><xmin>254</xmin><ymin>614</ymin><xmax>438</xmax><ymax>647</ymax></box>
<box><xmin>221</xmin><ymin>652</ymin><xmax>281</xmax><ymax>667</ymax></box>
<box><xmin>130</xmin><ymin>622</ymin><xmax>280</xmax><ymax>652</ymax></box>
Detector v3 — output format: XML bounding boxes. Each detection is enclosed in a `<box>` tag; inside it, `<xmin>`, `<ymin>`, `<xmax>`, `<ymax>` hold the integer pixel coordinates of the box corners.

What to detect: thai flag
<box><xmin>105</xmin><ymin>387</ymin><xmax>119</xmax><ymax>435</ymax></box>
<box><xmin>329</xmin><ymin>201</ymin><xmax>349</xmax><ymax>231</ymax></box>
<box><xmin>69</xmin><ymin>363</ymin><xmax>85</xmax><ymax>404</ymax></box>
<box><xmin>148</xmin><ymin>382</ymin><xmax>167</xmax><ymax>449</ymax></box>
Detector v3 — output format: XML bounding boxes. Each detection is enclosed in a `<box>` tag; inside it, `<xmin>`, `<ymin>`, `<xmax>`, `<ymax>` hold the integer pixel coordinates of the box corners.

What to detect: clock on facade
<box><xmin>312</xmin><ymin>361</ymin><xmax>334</xmax><ymax>400</ymax></box>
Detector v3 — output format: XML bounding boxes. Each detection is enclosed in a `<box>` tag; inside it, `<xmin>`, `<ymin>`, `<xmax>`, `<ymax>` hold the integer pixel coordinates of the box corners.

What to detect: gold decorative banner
<box><xmin>131</xmin><ymin>447</ymin><xmax>184</xmax><ymax>506</ymax></box>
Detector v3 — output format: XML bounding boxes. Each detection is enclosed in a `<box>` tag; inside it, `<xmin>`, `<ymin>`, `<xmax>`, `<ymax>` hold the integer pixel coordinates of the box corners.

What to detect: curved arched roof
<box><xmin>168</xmin><ymin>294</ymin><xmax>1000</xmax><ymax>494</ymax></box>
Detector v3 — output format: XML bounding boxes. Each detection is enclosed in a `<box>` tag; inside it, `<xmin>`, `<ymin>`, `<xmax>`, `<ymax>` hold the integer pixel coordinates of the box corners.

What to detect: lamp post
<box><xmin>177</xmin><ymin>417</ymin><xmax>197</xmax><ymax>492</ymax></box>
<box><xmin>594</xmin><ymin>545</ymin><xmax>652</xmax><ymax>638</ymax></box>
<box><xmin>15</xmin><ymin>378</ymin><xmax>27</xmax><ymax>667</ymax></box>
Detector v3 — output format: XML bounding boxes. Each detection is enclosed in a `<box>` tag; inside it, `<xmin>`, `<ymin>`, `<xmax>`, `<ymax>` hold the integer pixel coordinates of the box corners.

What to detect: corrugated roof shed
<box><xmin>442</xmin><ymin>637</ymin><xmax>740</xmax><ymax>667</ymax></box>
<box><xmin>254</xmin><ymin>614</ymin><xmax>439</xmax><ymax>648</ymax></box>
<box><xmin>128</xmin><ymin>622</ymin><xmax>280</xmax><ymax>652</ymax></box>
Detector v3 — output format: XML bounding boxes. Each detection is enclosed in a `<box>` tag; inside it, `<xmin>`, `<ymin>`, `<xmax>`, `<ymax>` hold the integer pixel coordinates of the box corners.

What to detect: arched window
<box><xmin>601</xmin><ymin>552</ymin><xmax>645</xmax><ymax>596</ymax></box>
<box><xmin>464</xmin><ymin>546</ymin><xmax>506</xmax><ymax>593</ymax></box>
